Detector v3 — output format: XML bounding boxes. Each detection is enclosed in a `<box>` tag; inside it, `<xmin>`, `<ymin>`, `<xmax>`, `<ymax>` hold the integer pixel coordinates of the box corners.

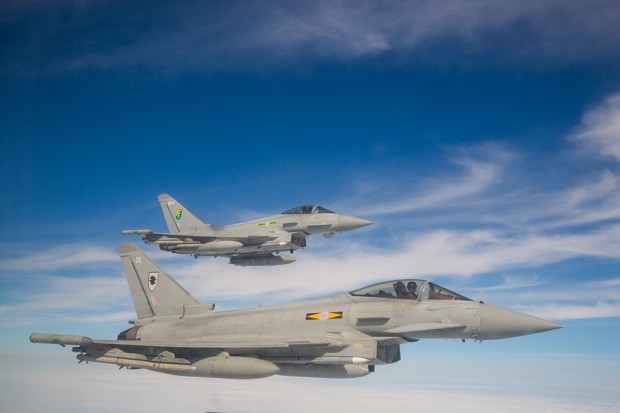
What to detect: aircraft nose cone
<box><xmin>478</xmin><ymin>304</ymin><xmax>563</xmax><ymax>340</ymax></box>
<box><xmin>337</xmin><ymin>216</ymin><xmax>374</xmax><ymax>231</ymax></box>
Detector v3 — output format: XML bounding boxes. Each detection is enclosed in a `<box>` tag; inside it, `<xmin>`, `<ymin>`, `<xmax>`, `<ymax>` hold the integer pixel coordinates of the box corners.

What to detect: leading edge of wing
<box><xmin>93</xmin><ymin>338</ymin><xmax>333</xmax><ymax>350</ymax></box>
<box><xmin>32</xmin><ymin>333</ymin><xmax>335</xmax><ymax>350</ymax></box>
<box><xmin>31</xmin><ymin>333</ymin><xmax>332</xmax><ymax>350</ymax></box>
<box><xmin>30</xmin><ymin>333</ymin><xmax>335</xmax><ymax>349</ymax></box>
<box><xmin>121</xmin><ymin>230</ymin><xmax>274</xmax><ymax>243</ymax></box>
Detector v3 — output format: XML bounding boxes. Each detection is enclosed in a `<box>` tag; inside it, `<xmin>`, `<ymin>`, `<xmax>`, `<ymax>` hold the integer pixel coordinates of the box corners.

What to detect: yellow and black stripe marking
<box><xmin>305</xmin><ymin>311</ymin><xmax>343</xmax><ymax>321</ymax></box>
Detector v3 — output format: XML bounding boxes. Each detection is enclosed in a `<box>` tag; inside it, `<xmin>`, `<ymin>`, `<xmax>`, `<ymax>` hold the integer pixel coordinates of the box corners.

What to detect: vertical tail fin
<box><xmin>158</xmin><ymin>193</ymin><xmax>207</xmax><ymax>233</ymax></box>
<box><xmin>119</xmin><ymin>243</ymin><xmax>198</xmax><ymax>319</ymax></box>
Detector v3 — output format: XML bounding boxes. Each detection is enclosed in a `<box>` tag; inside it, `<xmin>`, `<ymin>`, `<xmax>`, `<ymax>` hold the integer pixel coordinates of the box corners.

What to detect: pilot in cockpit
<box><xmin>406</xmin><ymin>281</ymin><xmax>418</xmax><ymax>299</ymax></box>
<box><xmin>394</xmin><ymin>281</ymin><xmax>406</xmax><ymax>298</ymax></box>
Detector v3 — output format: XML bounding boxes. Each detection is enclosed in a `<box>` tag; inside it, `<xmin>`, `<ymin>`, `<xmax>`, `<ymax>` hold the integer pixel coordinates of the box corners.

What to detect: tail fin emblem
<box><xmin>175</xmin><ymin>209</ymin><xmax>183</xmax><ymax>220</ymax></box>
<box><xmin>148</xmin><ymin>272</ymin><xmax>159</xmax><ymax>291</ymax></box>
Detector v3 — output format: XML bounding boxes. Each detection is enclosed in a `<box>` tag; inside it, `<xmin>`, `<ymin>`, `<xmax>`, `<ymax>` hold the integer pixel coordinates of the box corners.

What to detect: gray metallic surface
<box><xmin>478</xmin><ymin>304</ymin><xmax>563</xmax><ymax>340</ymax></box>
<box><xmin>30</xmin><ymin>244</ymin><xmax>563</xmax><ymax>380</ymax></box>
<box><xmin>122</xmin><ymin>194</ymin><xmax>373</xmax><ymax>265</ymax></box>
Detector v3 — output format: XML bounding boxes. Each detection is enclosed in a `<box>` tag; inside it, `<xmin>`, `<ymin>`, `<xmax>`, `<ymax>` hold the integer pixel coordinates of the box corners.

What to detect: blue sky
<box><xmin>2</xmin><ymin>1</ymin><xmax>620</xmax><ymax>411</ymax></box>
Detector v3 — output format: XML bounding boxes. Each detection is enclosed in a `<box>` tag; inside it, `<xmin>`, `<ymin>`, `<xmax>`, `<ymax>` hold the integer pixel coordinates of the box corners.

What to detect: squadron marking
<box><xmin>306</xmin><ymin>311</ymin><xmax>343</xmax><ymax>321</ymax></box>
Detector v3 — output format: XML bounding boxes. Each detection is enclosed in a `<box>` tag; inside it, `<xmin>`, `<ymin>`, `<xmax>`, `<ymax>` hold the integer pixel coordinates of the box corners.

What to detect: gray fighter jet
<box><xmin>31</xmin><ymin>244</ymin><xmax>562</xmax><ymax>379</ymax></box>
<box><xmin>122</xmin><ymin>194</ymin><xmax>372</xmax><ymax>266</ymax></box>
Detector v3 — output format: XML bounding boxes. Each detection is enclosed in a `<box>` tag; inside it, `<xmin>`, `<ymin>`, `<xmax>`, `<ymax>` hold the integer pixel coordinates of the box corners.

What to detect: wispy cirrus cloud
<box><xmin>59</xmin><ymin>311</ymin><xmax>136</xmax><ymax>324</ymax></box>
<box><xmin>3</xmin><ymin>0</ymin><xmax>620</xmax><ymax>74</ymax></box>
<box><xmin>519</xmin><ymin>302</ymin><xmax>620</xmax><ymax>320</ymax></box>
<box><xmin>0</xmin><ymin>244</ymin><xmax>117</xmax><ymax>272</ymax></box>
<box><xmin>350</xmin><ymin>149</ymin><xmax>509</xmax><ymax>216</ymax></box>
<box><xmin>571</xmin><ymin>92</ymin><xmax>620</xmax><ymax>162</ymax></box>
<box><xmin>159</xmin><ymin>222</ymin><xmax>620</xmax><ymax>316</ymax></box>
<box><xmin>3</xmin><ymin>222</ymin><xmax>618</xmax><ymax>323</ymax></box>
<box><xmin>8</xmin><ymin>275</ymin><xmax>127</xmax><ymax>311</ymax></box>
<box><xmin>473</xmin><ymin>275</ymin><xmax>543</xmax><ymax>291</ymax></box>
<box><xmin>340</xmin><ymin>92</ymin><xmax>620</xmax><ymax>237</ymax></box>
<box><xmin>480</xmin><ymin>278</ymin><xmax>620</xmax><ymax>320</ymax></box>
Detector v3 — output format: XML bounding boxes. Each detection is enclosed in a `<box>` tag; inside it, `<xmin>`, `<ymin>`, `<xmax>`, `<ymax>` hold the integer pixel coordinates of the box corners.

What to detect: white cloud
<box><xmin>472</xmin><ymin>275</ymin><xmax>620</xmax><ymax>320</ymax></box>
<box><xmin>474</xmin><ymin>275</ymin><xmax>543</xmax><ymax>291</ymax></box>
<box><xmin>0</xmin><ymin>275</ymin><xmax>130</xmax><ymax>327</ymax></box>
<box><xmin>11</xmin><ymin>275</ymin><xmax>127</xmax><ymax>310</ymax></box>
<box><xmin>584</xmin><ymin>278</ymin><xmax>620</xmax><ymax>288</ymax></box>
<box><xmin>345</xmin><ymin>145</ymin><xmax>620</xmax><ymax>234</ymax></box>
<box><xmin>571</xmin><ymin>93</ymin><xmax>620</xmax><ymax>162</ymax></box>
<box><xmin>352</xmin><ymin>153</ymin><xmax>506</xmax><ymax>216</ymax></box>
<box><xmin>204</xmin><ymin>1</ymin><xmax>620</xmax><ymax>66</ymax></box>
<box><xmin>60</xmin><ymin>310</ymin><xmax>137</xmax><ymax>324</ymax></box>
<box><xmin>0</xmin><ymin>244</ymin><xmax>117</xmax><ymax>271</ymax></box>
<box><xmin>488</xmin><ymin>280</ymin><xmax>620</xmax><ymax>305</ymax></box>
<box><xmin>161</xmin><ymin>223</ymin><xmax>620</xmax><ymax>309</ymax></box>
<box><xmin>4</xmin><ymin>205</ymin><xmax>619</xmax><ymax>323</ymax></box>
<box><xmin>8</xmin><ymin>1</ymin><xmax>620</xmax><ymax>74</ymax></box>
<box><xmin>519</xmin><ymin>302</ymin><xmax>620</xmax><ymax>320</ymax></box>
<box><xmin>2</xmin><ymin>355</ymin><xmax>615</xmax><ymax>413</ymax></box>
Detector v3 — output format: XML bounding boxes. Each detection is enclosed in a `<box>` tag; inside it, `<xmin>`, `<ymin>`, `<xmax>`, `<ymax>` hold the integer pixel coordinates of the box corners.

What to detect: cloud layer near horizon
<box><xmin>2</xmin><ymin>353</ymin><xmax>617</xmax><ymax>413</ymax></box>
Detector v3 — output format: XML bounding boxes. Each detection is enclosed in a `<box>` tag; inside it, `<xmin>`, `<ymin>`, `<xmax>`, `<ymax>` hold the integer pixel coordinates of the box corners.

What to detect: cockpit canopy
<box><xmin>349</xmin><ymin>279</ymin><xmax>472</xmax><ymax>302</ymax></box>
<box><xmin>281</xmin><ymin>205</ymin><xmax>335</xmax><ymax>215</ymax></box>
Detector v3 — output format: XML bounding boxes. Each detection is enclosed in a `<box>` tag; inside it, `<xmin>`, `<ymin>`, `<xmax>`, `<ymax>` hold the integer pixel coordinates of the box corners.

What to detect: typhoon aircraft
<box><xmin>31</xmin><ymin>244</ymin><xmax>562</xmax><ymax>379</ymax></box>
<box><xmin>122</xmin><ymin>194</ymin><xmax>373</xmax><ymax>266</ymax></box>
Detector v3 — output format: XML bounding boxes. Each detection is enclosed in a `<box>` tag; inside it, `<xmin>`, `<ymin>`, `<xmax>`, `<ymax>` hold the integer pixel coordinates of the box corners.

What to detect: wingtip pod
<box><xmin>30</xmin><ymin>333</ymin><xmax>92</xmax><ymax>346</ymax></box>
<box><xmin>118</xmin><ymin>243</ymin><xmax>142</xmax><ymax>254</ymax></box>
<box><xmin>121</xmin><ymin>229</ymin><xmax>154</xmax><ymax>236</ymax></box>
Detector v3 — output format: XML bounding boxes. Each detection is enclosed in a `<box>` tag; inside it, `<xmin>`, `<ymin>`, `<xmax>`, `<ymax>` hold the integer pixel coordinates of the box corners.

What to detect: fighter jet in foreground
<box><xmin>122</xmin><ymin>194</ymin><xmax>372</xmax><ymax>266</ymax></box>
<box><xmin>31</xmin><ymin>244</ymin><xmax>562</xmax><ymax>379</ymax></box>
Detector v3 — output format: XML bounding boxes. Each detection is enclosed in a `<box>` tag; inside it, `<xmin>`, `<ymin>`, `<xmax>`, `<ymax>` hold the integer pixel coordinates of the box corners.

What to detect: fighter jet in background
<box><xmin>122</xmin><ymin>194</ymin><xmax>373</xmax><ymax>266</ymax></box>
<box><xmin>31</xmin><ymin>244</ymin><xmax>562</xmax><ymax>380</ymax></box>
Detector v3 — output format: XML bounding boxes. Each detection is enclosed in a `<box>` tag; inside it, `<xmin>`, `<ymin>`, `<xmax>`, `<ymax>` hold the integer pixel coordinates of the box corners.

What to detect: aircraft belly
<box><xmin>249</xmin><ymin>342</ymin><xmax>377</xmax><ymax>361</ymax></box>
